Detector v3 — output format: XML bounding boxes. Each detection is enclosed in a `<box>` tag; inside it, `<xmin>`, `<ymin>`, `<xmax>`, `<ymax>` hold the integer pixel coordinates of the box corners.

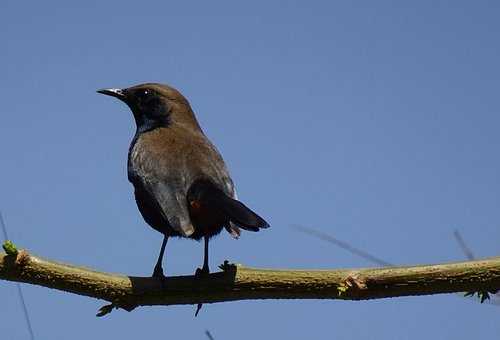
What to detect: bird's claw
<box><xmin>152</xmin><ymin>265</ymin><xmax>165</xmax><ymax>279</ymax></box>
<box><xmin>152</xmin><ymin>266</ymin><xmax>169</xmax><ymax>289</ymax></box>
<box><xmin>195</xmin><ymin>266</ymin><xmax>210</xmax><ymax>279</ymax></box>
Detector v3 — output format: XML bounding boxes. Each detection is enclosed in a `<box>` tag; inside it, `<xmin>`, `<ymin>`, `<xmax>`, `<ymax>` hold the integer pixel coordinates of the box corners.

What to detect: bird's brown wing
<box><xmin>142</xmin><ymin>179</ymin><xmax>195</xmax><ymax>237</ymax></box>
<box><xmin>193</xmin><ymin>139</ymin><xmax>236</xmax><ymax>197</ymax></box>
<box><xmin>192</xmin><ymin>139</ymin><xmax>242</xmax><ymax>238</ymax></box>
<box><xmin>129</xmin><ymin>131</ymin><xmax>196</xmax><ymax>237</ymax></box>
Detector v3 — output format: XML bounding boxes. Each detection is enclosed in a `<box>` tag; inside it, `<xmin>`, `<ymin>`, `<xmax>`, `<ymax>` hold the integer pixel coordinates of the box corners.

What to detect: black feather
<box><xmin>215</xmin><ymin>193</ymin><xmax>269</xmax><ymax>231</ymax></box>
<box><xmin>188</xmin><ymin>179</ymin><xmax>270</xmax><ymax>232</ymax></box>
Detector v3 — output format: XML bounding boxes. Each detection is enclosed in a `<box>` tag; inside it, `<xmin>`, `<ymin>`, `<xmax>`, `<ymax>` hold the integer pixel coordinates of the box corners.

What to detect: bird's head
<box><xmin>97</xmin><ymin>83</ymin><xmax>201</xmax><ymax>133</ymax></box>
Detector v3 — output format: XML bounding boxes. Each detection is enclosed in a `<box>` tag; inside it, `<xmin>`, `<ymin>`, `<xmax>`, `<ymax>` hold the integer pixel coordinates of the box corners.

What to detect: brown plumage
<box><xmin>97</xmin><ymin>83</ymin><xmax>269</xmax><ymax>278</ymax></box>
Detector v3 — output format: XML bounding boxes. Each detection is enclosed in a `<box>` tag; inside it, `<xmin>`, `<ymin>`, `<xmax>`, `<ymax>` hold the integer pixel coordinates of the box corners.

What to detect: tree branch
<box><xmin>1</xmin><ymin>247</ymin><xmax>500</xmax><ymax>315</ymax></box>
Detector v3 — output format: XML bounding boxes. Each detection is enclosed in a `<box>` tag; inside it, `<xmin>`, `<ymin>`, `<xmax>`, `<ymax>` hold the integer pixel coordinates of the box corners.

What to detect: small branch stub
<box><xmin>2</xmin><ymin>240</ymin><xmax>18</xmax><ymax>256</ymax></box>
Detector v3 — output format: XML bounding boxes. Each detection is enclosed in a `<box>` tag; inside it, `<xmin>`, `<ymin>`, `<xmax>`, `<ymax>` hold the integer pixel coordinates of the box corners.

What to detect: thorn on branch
<box><xmin>195</xmin><ymin>303</ymin><xmax>203</xmax><ymax>317</ymax></box>
<box><xmin>464</xmin><ymin>290</ymin><xmax>494</xmax><ymax>303</ymax></box>
<box><xmin>96</xmin><ymin>302</ymin><xmax>137</xmax><ymax>317</ymax></box>
<box><xmin>96</xmin><ymin>304</ymin><xmax>115</xmax><ymax>317</ymax></box>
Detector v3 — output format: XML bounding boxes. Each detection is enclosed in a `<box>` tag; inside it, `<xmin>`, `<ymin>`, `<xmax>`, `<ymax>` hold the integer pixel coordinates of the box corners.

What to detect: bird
<box><xmin>97</xmin><ymin>83</ymin><xmax>269</xmax><ymax>278</ymax></box>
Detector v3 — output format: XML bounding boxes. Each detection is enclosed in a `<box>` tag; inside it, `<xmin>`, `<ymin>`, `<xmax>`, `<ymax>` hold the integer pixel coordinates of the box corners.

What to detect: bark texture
<box><xmin>1</xmin><ymin>249</ymin><xmax>499</xmax><ymax>315</ymax></box>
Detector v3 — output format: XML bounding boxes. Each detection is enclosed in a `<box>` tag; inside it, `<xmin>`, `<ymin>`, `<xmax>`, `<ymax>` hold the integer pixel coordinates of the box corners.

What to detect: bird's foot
<box><xmin>194</xmin><ymin>266</ymin><xmax>210</xmax><ymax>279</ymax></box>
<box><xmin>152</xmin><ymin>265</ymin><xmax>166</xmax><ymax>279</ymax></box>
<box><xmin>152</xmin><ymin>265</ymin><xmax>169</xmax><ymax>290</ymax></box>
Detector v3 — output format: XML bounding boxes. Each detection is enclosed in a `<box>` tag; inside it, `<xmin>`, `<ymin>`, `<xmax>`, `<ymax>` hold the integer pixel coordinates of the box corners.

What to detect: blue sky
<box><xmin>2</xmin><ymin>1</ymin><xmax>500</xmax><ymax>339</ymax></box>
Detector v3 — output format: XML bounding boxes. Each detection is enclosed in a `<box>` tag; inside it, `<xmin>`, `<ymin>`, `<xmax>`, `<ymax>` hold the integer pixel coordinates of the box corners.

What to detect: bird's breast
<box><xmin>128</xmin><ymin>130</ymin><xmax>178</xmax><ymax>176</ymax></box>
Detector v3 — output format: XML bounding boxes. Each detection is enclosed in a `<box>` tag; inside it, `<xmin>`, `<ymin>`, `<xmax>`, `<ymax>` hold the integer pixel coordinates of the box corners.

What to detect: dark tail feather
<box><xmin>188</xmin><ymin>180</ymin><xmax>270</xmax><ymax>232</ymax></box>
<box><xmin>215</xmin><ymin>193</ymin><xmax>270</xmax><ymax>231</ymax></box>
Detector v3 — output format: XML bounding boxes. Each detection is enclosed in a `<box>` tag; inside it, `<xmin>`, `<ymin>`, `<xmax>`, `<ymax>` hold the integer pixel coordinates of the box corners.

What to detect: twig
<box><xmin>291</xmin><ymin>225</ymin><xmax>393</xmax><ymax>266</ymax></box>
<box><xmin>453</xmin><ymin>230</ymin><xmax>475</xmax><ymax>261</ymax></box>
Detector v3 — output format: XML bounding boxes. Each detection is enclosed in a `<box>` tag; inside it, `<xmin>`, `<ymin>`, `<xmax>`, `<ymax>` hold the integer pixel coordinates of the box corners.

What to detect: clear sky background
<box><xmin>1</xmin><ymin>1</ymin><xmax>500</xmax><ymax>339</ymax></box>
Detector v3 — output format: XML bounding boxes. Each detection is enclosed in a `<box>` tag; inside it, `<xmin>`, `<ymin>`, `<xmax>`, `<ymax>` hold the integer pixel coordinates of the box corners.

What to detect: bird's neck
<box><xmin>134</xmin><ymin>115</ymin><xmax>170</xmax><ymax>134</ymax></box>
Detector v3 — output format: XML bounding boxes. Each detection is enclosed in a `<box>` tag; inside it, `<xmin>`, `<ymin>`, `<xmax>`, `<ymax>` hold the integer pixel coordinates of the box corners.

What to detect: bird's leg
<box><xmin>195</xmin><ymin>236</ymin><xmax>210</xmax><ymax>277</ymax></box>
<box><xmin>194</xmin><ymin>236</ymin><xmax>210</xmax><ymax>316</ymax></box>
<box><xmin>202</xmin><ymin>235</ymin><xmax>210</xmax><ymax>274</ymax></box>
<box><xmin>152</xmin><ymin>234</ymin><xmax>168</xmax><ymax>278</ymax></box>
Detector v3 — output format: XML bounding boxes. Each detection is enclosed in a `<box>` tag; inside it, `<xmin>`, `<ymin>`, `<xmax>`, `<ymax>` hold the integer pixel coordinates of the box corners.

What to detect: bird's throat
<box><xmin>135</xmin><ymin>115</ymin><xmax>171</xmax><ymax>134</ymax></box>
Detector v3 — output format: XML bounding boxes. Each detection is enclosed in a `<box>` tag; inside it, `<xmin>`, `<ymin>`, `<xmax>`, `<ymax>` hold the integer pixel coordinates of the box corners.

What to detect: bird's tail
<box><xmin>214</xmin><ymin>192</ymin><xmax>270</xmax><ymax>232</ymax></box>
<box><xmin>188</xmin><ymin>180</ymin><xmax>269</xmax><ymax>235</ymax></box>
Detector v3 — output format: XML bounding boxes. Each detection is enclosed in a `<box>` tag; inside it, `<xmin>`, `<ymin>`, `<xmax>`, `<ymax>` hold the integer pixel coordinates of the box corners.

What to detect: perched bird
<box><xmin>97</xmin><ymin>83</ymin><xmax>269</xmax><ymax>278</ymax></box>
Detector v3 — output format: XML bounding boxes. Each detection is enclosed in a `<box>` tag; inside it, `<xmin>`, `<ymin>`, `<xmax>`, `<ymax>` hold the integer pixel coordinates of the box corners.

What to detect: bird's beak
<box><xmin>97</xmin><ymin>88</ymin><xmax>126</xmax><ymax>100</ymax></box>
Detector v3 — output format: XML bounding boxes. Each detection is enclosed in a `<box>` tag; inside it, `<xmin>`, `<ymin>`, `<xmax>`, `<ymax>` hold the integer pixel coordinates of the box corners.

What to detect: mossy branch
<box><xmin>1</xmin><ymin>245</ymin><xmax>500</xmax><ymax>316</ymax></box>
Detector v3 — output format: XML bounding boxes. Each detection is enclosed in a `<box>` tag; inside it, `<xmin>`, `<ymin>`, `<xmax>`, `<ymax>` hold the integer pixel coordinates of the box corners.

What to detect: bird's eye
<box><xmin>135</xmin><ymin>89</ymin><xmax>155</xmax><ymax>103</ymax></box>
<box><xmin>137</xmin><ymin>89</ymin><xmax>152</xmax><ymax>100</ymax></box>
